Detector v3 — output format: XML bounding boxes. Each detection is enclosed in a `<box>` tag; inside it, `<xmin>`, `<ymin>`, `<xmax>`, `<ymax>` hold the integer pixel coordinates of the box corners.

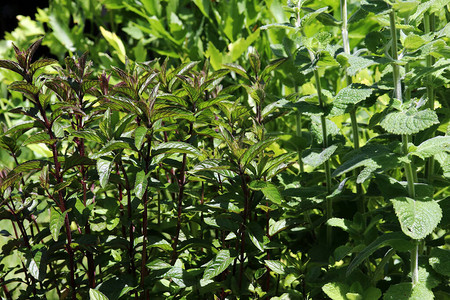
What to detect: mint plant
<box><xmin>0</xmin><ymin>1</ymin><xmax>449</xmax><ymax>299</ymax></box>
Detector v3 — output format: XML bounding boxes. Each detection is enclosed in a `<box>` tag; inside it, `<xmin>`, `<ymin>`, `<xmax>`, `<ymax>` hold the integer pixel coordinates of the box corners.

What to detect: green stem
<box><xmin>424</xmin><ymin>12</ymin><xmax>435</xmax><ymax>183</ymax></box>
<box><xmin>391</xmin><ymin>8</ymin><xmax>419</xmax><ymax>286</ymax></box>
<box><xmin>308</xmin><ymin>49</ymin><xmax>333</xmax><ymax>245</ymax></box>
<box><xmin>295</xmin><ymin>113</ymin><xmax>304</xmax><ymax>174</ymax></box>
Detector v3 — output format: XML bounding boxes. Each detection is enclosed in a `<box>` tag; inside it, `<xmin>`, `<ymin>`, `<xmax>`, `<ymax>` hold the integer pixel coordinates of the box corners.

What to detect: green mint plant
<box><xmin>0</xmin><ymin>1</ymin><xmax>449</xmax><ymax>299</ymax></box>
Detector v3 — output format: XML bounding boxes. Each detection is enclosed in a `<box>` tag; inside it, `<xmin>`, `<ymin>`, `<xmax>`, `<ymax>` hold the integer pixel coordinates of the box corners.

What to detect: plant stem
<box><xmin>390</xmin><ymin>8</ymin><xmax>419</xmax><ymax>286</ymax></box>
<box><xmin>341</xmin><ymin>0</ymin><xmax>365</xmax><ymax>223</ymax></box>
<box><xmin>295</xmin><ymin>113</ymin><xmax>304</xmax><ymax>174</ymax></box>
<box><xmin>424</xmin><ymin>12</ymin><xmax>436</xmax><ymax>183</ymax></box>
<box><xmin>308</xmin><ymin>49</ymin><xmax>333</xmax><ymax>245</ymax></box>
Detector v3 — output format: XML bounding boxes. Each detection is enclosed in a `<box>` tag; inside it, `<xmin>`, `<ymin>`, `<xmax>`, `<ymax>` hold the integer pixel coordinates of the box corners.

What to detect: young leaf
<box><xmin>391</xmin><ymin>197</ymin><xmax>442</xmax><ymax>240</ymax></box>
<box><xmin>202</xmin><ymin>250</ymin><xmax>234</xmax><ymax>280</ymax></box>
<box><xmin>50</xmin><ymin>207</ymin><xmax>68</xmax><ymax>241</ymax></box>
<box><xmin>380</xmin><ymin>109</ymin><xmax>439</xmax><ymax>135</ymax></box>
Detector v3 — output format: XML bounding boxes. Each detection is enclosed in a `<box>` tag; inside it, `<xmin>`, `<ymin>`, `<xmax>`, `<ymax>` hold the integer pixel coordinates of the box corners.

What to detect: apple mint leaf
<box><xmin>391</xmin><ymin>197</ymin><xmax>442</xmax><ymax>240</ymax></box>
<box><xmin>330</xmin><ymin>83</ymin><xmax>372</xmax><ymax>116</ymax></box>
<box><xmin>380</xmin><ymin>108</ymin><xmax>439</xmax><ymax>135</ymax></box>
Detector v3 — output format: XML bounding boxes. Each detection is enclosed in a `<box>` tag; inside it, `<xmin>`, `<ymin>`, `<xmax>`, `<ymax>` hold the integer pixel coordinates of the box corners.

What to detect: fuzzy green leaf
<box><xmin>383</xmin><ymin>283</ymin><xmax>433</xmax><ymax>300</ymax></box>
<box><xmin>336</xmin><ymin>53</ymin><xmax>378</xmax><ymax>76</ymax></box>
<box><xmin>203</xmin><ymin>250</ymin><xmax>234</xmax><ymax>280</ymax></box>
<box><xmin>391</xmin><ymin>197</ymin><xmax>442</xmax><ymax>240</ymax></box>
<box><xmin>413</xmin><ymin>136</ymin><xmax>450</xmax><ymax>159</ymax></box>
<box><xmin>429</xmin><ymin>248</ymin><xmax>450</xmax><ymax>277</ymax></box>
<box><xmin>330</xmin><ymin>84</ymin><xmax>372</xmax><ymax>116</ymax></box>
<box><xmin>302</xmin><ymin>145</ymin><xmax>338</xmax><ymax>169</ymax></box>
<box><xmin>380</xmin><ymin>109</ymin><xmax>439</xmax><ymax>135</ymax></box>
<box><xmin>50</xmin><ymin>207</ymin><xmax>68</xmax><ymax>241</ymax></box>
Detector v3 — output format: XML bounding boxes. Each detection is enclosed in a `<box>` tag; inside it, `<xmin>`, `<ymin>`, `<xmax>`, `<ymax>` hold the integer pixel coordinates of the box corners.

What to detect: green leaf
<box><xmin>134</xmin><ymin>126</ymin><xmax>147</xmax><ymax>151</ymax></box>
<box><xmin>383</xmin><ymin>283</ymin><xmax>433</xmax><ymax>300</ymax></box>
<box><xmin>249</xmin><ymin>181</ymin><xmax>283</xmax><ymax>205</ymax></box>
<box><xmin>50</xmin><ymin>207</ymin><xmax>68</xmax><ymax>242</ymax></box>
<box><xmin>330</xmin><ymin>84</ymin><xmax>373</xmax><ymax>116</ymax></box>
<box><xmin>302</xmin><ymin>144</ymin><xmax>338</xmax><ymax>169</ymax></box>
<box><xmin>89</xmin><ymin>288</ymin><xmax>109</xmax><ymax>300</ymax></box>
<box><xmin>322</xmin><ymin>282</ymin><xmax>348</xmax><ymax>300</ymax></box>
<box><xmin>391</xmin><ymin>197</ymin><xmax>442</xmax><ymax>240</ymax></box>
<box><xmin>90</xmin><ymin>140</ymin><xmax>131</xmax><ymax>159</ymax></box>
<box><xmin>97</xmin><ymin>157</ymin><xmax>114</xmax><ymax>188</ymax></box>
<box><xmin>0</xmin><ymin>60</ymin><xmax>24</xmax><ymax>75</ymax></box>
<box><xmin>326</xmin><ymin>218</ymin><xmax>358</xmax><ymax>235</ymax></box>
<box><xmin>264</xmin><ymin>260</ymin><xmax>285</xmax><ymax>275</ymax></box>
<box><xmin>22</xmin><ymin>132</ymin><xmax>56</xmax><ymax>146</ymax></box>
<box><xmin>380</xmin><ymin>109</ymin><xmax>439</xmax><ymax>135</ymax></box>
<box><xmin>8</xmin><ymin>81</ymin><xmax>39</xmax><ymax>96</ymax></box>
<box><xmin>347</xmin><ymin>232</ymin><xmax>407</xmax><ymax>276</ymax></box>
<box><xmin>63</xmin><ymin>153</ymin><xmax>96</xmax><ymax>172</ymax></box>
<box><xmin>260</xmin><ymin>23</ymin><xmax>296</xmax><ymax>31</ymax></box>
<box><xmin>336</xmin><ymin>53</ymin><xmax>378</xmax><ymax>76</ymax></box>
<box><xmin>202</xmin><ymin>250</ymin><xmax>234</xmax><ymax>280</ymax></box>
<box><xmin>134</xmin><ymin>170</ymin><xmax>148</xmax><ymax>200</ymax></box>
<box><xmin>223</xmin><ymin>63</ymin><xmax>249</xmax><ymax>80</ymax></box>
<box><xmin>333</xmin><ymin>144</ymin><xmax>402</xmax><ymax>183</ymax></box>
<box><xmin>70</xmin><ymin>130</ymin><xmax>104</xmax><ymax>143</ymax></box>
<box><xmin>240</xmin><ymin>137</ymin><xmax>278</xmax><ymax>168</ymax></box>
<box><xmin>413</xmin><ymin>136</ymin><xmax>450</xmax><ymax>159</ymax></box>
<box><xmin>429</xmin><ymin>248</ymin><xmax>450</xmax><ymax>277</ymax></box>
<box><xmin>30</xmin><ymin>58</ymin><xmax>58</xmax><ymax>75</ymax></box>
<box><xmin>100</xmin><ymin>26</ymin><xmax>126</xmax><ymax>64</ymax></box>
<box><xmin>153</xmin><ymin>142</ymin><xmax>201</xmax><ymax>156</ymax></box>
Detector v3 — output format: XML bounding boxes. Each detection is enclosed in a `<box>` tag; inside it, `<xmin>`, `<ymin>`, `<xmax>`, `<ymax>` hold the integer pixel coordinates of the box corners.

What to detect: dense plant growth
<box><xmin>0</xmin><ymin>0</ymin><xmax>449</xmax><ymax>299</ymax></box>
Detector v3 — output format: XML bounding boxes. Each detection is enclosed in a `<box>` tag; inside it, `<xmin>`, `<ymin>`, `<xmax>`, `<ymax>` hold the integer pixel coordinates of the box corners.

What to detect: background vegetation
<box><xmin>0</xmin><ymin>0</ymin><xmax>449</xmax><ymax>299</ymax></box>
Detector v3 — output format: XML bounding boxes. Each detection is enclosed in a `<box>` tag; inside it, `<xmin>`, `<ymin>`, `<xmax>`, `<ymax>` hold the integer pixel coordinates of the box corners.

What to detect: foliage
<box><xmin>0</xmin><ymin>0</ymin><xmax>449</xmax><ymax>299</ymax></box>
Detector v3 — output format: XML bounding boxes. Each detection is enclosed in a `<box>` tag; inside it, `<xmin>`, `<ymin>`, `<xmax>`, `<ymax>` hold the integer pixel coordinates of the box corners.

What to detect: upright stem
<box><xmin>295</xmin><ymin>113</ymin><xmax>304</xmax><ymax>174</ymax></box>
<box><xmin>424</xmin><ymin>12</ymin><xmax>436</xmax><ymax>183</ymax></box>
<box><xmin>308</xmin><ymin>49</ymin><xmax>333</xmax><ymax>245</ymax></box>
<box><xmin>390</xmin><ymin>8</ymin><xmax>418</xmax><ymax>286</ymax></box>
